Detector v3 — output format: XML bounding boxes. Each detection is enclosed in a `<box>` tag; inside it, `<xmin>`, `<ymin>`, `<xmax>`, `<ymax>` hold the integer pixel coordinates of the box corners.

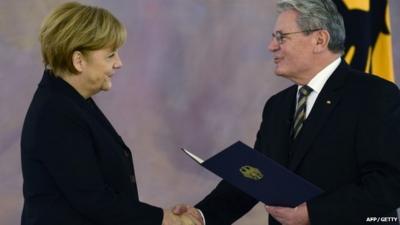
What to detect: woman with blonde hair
<box><xmin>21</xmin><ymin>2</ymin><xmax>199</xmax><ymax>225</ymax></box>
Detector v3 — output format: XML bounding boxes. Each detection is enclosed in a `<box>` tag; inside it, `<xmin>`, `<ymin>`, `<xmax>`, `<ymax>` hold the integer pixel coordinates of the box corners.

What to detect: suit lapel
<box><xmin>288</xmin><ymin>61</ymin><xmax>350</xmax><ymax>171</ymax></box>
<box><xmin>86</xmin><ymin>99</ymin><xmax>129</xmax><ymax>149</ymax></box>
<box><xmin>254</xmin><ymin>85</ymin><xmax>297</xmax><ymax>168</ymax></box>
<box><xmin>271</xmin><ymin>85</ymin><xmax>297</xmax><ymax>166</ymax></box>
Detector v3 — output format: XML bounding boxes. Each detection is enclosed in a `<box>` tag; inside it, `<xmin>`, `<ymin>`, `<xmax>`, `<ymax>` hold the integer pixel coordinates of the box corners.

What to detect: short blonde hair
<box><xmin>39</xmin><ymin>2</ymin><xmax>127</xmax><ymax>76</ymax></box>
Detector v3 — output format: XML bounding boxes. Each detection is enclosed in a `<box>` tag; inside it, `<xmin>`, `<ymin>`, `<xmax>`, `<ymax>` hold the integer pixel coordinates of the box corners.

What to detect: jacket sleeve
<box><xmin>196</xmin><ymin>180</ymin><xmax>258</xmax><ymax>225</ymax></box>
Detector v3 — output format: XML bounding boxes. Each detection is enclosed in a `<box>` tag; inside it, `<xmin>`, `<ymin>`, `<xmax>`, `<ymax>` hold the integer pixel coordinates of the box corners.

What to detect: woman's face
<box><xmin>80</xmin><ymin>47</ymin><xmax>123</xmax><ymax>96</ymax></box>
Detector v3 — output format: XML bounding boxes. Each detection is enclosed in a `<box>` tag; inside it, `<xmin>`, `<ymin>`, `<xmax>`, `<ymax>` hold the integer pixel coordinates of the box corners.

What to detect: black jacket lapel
<box><xmin>86</xmin><ymin>98</ymin><xmax>129</xmax><ymax>148</ymax></box>
<box><xmin>266</xmin><ymin>85</ymin><xmax>297</xmax><ymax>167</ymax></box>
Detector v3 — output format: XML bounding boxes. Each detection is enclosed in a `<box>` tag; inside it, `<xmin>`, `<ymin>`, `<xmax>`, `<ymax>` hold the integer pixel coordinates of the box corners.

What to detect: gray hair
<box><xmin>277</xmin><ymin>0</ymin><xmax>345</xmax><ymax>54</ymax></box>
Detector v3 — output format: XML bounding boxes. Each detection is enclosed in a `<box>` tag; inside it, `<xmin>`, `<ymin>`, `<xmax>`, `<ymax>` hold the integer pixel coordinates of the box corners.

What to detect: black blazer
<box><xmin>196</xmin><ymin>61</ymin><xmax>400</xmax><ymax>225</ymax></box>
<box><xmin>21</xmin><ymin>70</ymin><xmax>163</xmax><ymax>225</ymax></box>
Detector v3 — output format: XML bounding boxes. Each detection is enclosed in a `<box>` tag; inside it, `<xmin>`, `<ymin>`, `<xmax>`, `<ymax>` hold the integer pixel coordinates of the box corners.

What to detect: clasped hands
<box><xmin>162</xmin><ymin>204</ymin><xmax>204</xmax><ymax>225</ymax></box>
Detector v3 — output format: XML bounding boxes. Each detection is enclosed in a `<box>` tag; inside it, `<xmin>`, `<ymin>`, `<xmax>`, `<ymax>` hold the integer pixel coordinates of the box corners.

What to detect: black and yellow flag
<box><xmin>333</xmin><ymin>0</ymin><xmax>394</xmax><ymax>82</ymax></box>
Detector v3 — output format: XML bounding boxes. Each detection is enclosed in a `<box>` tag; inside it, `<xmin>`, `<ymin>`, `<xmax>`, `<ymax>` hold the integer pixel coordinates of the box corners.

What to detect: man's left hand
<box><xmin>265</xmin><ymin>202</ymin><xmax>310</xmax><ymax>225</ymax></box>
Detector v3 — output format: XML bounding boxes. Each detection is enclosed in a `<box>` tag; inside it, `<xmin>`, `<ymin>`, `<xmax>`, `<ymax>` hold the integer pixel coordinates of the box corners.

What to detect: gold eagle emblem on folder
<box><xmin>239</xmin><ymin>165</ymin><xmax>263</xmax><ymax>181</ymax></box>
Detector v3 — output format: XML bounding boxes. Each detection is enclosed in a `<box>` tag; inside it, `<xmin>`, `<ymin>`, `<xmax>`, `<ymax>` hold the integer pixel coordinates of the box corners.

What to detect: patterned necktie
<box><xmin>292</xmin><ymin>85</ymin><xmax>313</xmax><ymax>139</ymax></box>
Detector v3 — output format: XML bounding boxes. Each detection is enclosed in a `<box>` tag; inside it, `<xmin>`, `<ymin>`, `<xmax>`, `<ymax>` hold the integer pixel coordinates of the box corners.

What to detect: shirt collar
<box><xmin>298</xmin><ymin>57</ymin><xmax>341</xmax><ymax>94</ymax></box>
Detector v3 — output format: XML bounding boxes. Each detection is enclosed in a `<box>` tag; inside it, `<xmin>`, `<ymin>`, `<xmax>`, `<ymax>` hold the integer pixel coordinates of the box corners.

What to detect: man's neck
<box><xmin>295</xmin><ymin>53</ymin><xmax>341</xmax><ymax>85</ymax></box>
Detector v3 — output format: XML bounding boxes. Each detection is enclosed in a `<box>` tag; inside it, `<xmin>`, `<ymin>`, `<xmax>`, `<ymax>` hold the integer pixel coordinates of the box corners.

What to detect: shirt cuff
<box><xmin>198</xmin><ymin>209</ymin><xmax>206</xmax><ymax>225</ymax></box>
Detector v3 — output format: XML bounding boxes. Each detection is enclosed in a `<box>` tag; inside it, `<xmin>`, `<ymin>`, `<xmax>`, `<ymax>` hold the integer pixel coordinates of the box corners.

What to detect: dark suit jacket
<box><xmin>196</xmin><ymin>61</ymin><xmax>400</xmax><ymax>225</ymax></box>
<box><xmin>21</xmin><ymin>70</ymin><xmax>163</xmax><ymax>225</ymax></box>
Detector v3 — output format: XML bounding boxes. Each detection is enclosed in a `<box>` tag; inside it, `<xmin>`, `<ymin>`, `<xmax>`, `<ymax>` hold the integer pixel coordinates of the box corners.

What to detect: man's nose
<box><xmin>268</xmin><ymin>37</ymin><xmax>280</xmax><ymax>52</ymax></box>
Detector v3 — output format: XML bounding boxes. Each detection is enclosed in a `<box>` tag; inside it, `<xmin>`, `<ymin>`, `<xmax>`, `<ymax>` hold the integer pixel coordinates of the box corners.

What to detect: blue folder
<box><xmin>182</xmin><ymin>141</ymin><xmax>323</xmax><ymax>207</ymax></box>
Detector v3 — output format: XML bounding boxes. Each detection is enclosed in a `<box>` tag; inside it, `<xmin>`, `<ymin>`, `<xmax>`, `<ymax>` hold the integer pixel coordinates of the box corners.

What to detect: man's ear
<box><xmin>72</xmin><ymin>51</ymin><xmax>85</xmax><ymax>73</ymax></box>
<box><xmin>314</xmin><ymin>30</ymin><xmax>330</xmax><ymax>53</ymax></box>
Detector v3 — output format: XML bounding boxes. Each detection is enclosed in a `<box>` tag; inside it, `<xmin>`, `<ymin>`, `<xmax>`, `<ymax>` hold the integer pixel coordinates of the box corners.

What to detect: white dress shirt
<box><xmin>297</xmin><ymin>57</ymin><xmax>341</xmax><ymax>118</ymax></box>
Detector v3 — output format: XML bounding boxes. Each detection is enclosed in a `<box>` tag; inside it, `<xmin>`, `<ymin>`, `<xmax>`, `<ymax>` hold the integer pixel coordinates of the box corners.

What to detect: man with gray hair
<box><xmin>174</xmin><ymin>0</ymin><xmax>400</xmax><ymax>224</ymax></box>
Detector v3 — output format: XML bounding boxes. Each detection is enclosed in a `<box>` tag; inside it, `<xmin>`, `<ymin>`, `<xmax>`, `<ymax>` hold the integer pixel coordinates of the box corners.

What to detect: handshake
<box><xmin>162</xmin><ymin>204</ymin><xmax>204</xmax><ymax>225</ymax></box>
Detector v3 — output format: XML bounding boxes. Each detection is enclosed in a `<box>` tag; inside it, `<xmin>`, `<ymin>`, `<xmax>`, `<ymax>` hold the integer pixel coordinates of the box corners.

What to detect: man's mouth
<box><xmin>273</xmin><ymin>57</ymin><xmax>282</xmax><ymax>64</ymax></box>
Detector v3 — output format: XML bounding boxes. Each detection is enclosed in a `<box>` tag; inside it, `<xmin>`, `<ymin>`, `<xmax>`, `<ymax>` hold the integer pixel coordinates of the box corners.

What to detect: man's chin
<box><xmin>102</xmin><ymin>83</ymin><xmax>112</xmax><ymax>91</ymax></box>
<box><xmin>274</xmin><ymin>69</ymin><xmax>285</xmax><ymax>77</ymax></box>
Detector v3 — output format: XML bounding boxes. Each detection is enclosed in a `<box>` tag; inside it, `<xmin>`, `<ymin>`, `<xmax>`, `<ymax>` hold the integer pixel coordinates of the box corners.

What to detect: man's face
<box><xmin>268</xmin><ymin>10</ymin><xmax>316</xmax><ymax>83</ymax></box>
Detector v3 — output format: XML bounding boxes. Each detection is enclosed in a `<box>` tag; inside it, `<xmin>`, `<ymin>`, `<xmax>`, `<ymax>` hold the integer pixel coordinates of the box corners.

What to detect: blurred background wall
<box><xmin>0</xmin><ymin>1</ymin><xmax>399</xmax><ymax>224</ymax></box>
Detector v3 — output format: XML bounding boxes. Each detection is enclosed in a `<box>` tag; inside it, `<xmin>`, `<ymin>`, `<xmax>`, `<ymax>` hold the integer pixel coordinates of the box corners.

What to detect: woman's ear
<box><xmin>72</xmin><ymin>51</ymin><xmax>85</xmax><ymax>73</ymax></box>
